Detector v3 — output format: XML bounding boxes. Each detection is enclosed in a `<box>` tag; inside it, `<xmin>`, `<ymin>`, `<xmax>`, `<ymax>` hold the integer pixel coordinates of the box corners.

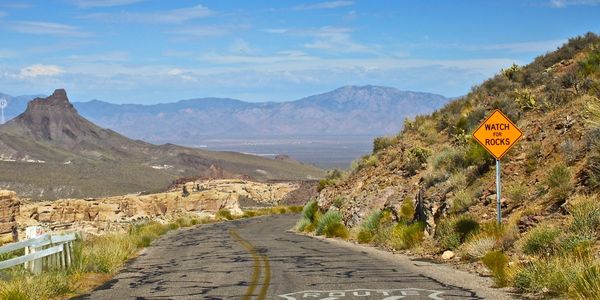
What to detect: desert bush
<box><xmin>295</xmin><ymin>217</ymin><xmax>312</xmax><ymax>232</ymax></box>
<box><xmin>514</xmin><ymin>256</ymin><xmax>592</xmax><ymax>297</ymax></box>
<box><xmin>559</xmin><ymin>232</ymin><xmax>596</xmax><ymax>257</ymax></box>
<box><xmin>581</xmin><ymin>141</ymin><xmax>600</xmax><ymax>191</ymax></box>
<box><xmin>448</xmin><ymin>171</ymin><xmax>467</xmax><ymax>191</ymax></box>
<box><xmin>288</xmin><ymin>206</ymin><xmax>303</xmax><ymax>213</ymax></box>
<box><xmin>462</xmin><ymin>236</ymin><xmax>496</xmax><ymax>259</ymax></box>
<box><xmin>402</xmin><ymin>146</ymin><xmax>431</xmax><ymax>176</ymax></box>
<box><xmin>0</xmin><ymin>270</ymin><xmax>73</xmax><ymax>300</ymax></box>
<box><xmin>398</xmin><ymin>199</ymin><xmax>415</xmax><ymax>222</ymax></box>
<box><xmin>78</xmin><ymin>233</ymin><xmax>136</xmax><ymax>273</ymax></box>
<box><xmin>315</xmin><ymin>210</ymin><xmax>343</xmax><ymax>236</ymax></box>
<box><xmin>520</xmin><ymin>225</ymin><xmax>561</xmax><ymax>256</ymax></box>
<box><xmin>389</xmin><ymin>222</ymin><xmax>425</xmax><ymax>250</ymax></box>
<box><xmin>569</xmin><ymin>264</ymin><xmax>600</xmax><ymax>299</ymax></box>
<box><xmin>506</xmin><ymin>182</ymin><xmax>527</xmax><ymax>204</ymax></box>
<box><xmin>501</xmin><ymin>63</ymin><xmax>522</xmax><ymax>81</ymax></box>
<box><xmin>579</xmin><ymin>47</ymin><xmax>600</xmax><ymax>77</ymax></box>
<box><xmin>568</xmin><ymin>195</ymin><xmax>600</xmax><ymax>235</ymax></box>
<box><xmin>357</xmin><ymin>210</ymin><xmax>383</xmax><ymax>244</ymax></box>
<box><xmin>436</xmin><ymin>215</ymin><xmax>480</xmax><ymax>250</ymax></box>
<box><xmin>216</xmin><ymin>209</ymin><xmax>234</xmax><ymax>220</ymax></box>
<box><xmin>450</xmin><ymin>190</ymin><xmax>474</xmax><ymax>213</ymax></box>
<box><xmin>482</xmin><ymin>251</ymin><xmax>509</xmax><ymax>287</ymax></box>
<box><xmin>296</xmin><ymin>200</ymin><xmax>320</xmax><ymax>232</ymax></box>
<box><xmin>332</xmin><ymin>197</ymin><xmax>343</xmax><ymax>208</ymax></box>
<box><xmin>513</xmin><ymin>88</ymin><xmax>537</xmax><ymax>110</ymax></box>
<box><xmin>432</xmin><ymin>147</ymin><xmax>466</xmax><ymax>173</ymax></box>
<box><xmin>373</xmin><ymin>136</ymin><xmax>396</xmax><ymax>153</ymax></box>
<box><xmin>317</xmin><ymin>169</ymin><xmax>344</xmax><ymax>191</ymax></box>
<box><xmin>545</xmin><ymin>164</ymin><xmax>573</xmax><ymax>203</ymax></box>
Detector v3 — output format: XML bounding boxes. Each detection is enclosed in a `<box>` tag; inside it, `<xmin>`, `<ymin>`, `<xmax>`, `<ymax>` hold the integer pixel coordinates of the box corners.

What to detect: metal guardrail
<box><xmin>0</xmin><ymin>232</ymin><xmax>77</xmax><ymax>274</ymax></box>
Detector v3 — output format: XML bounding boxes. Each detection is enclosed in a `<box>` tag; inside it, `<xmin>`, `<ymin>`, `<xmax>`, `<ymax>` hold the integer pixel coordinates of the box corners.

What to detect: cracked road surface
<box><xmin>76</xmin><ymin>215</ymin><xmax>502</xmax><ymax>300</ymax></box>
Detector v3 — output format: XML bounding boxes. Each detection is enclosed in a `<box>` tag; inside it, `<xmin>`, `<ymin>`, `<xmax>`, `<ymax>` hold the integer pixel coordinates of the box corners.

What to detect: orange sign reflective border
<box><xmin>472</xmin><ymin>109</ymin><xmax>523</xmax><ymax>160</ymax></box>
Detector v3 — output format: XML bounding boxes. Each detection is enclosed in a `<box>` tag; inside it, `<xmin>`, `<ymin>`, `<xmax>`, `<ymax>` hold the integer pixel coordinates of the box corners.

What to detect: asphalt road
<box><xmin>76</xmin><ymin>215</ymin><xmax>510</xmax><ymax>300</ymax></box>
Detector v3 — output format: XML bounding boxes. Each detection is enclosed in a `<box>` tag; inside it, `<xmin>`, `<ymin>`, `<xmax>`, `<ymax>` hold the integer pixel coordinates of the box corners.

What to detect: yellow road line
<box><xmin>229</xmin><ymin>229</ymin><xmax>271</xmax><ymax>300</ymax></box>
<box><xmin>258</xmin><ymin>254</ymin><xmax>271</xmax><ymax>299</ymax></box>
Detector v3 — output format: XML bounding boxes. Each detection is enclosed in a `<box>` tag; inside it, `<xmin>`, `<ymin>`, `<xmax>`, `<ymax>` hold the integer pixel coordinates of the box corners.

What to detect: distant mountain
<box><xmin>0</xmin><ymin>89</ymin><xmax>323</xmax><ymax>200</ymax></box>
<box><xmin>1</xmin><ymin>86</ymin><xmax>448</xmax><ymax>145</ymax></box>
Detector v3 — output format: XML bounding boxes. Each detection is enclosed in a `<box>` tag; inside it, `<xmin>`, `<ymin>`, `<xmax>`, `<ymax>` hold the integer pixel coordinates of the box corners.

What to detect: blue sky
<box><xmin>0</xmin><ymin>0</ymin><xmax>599</xmax><ymax>104</ymax></box>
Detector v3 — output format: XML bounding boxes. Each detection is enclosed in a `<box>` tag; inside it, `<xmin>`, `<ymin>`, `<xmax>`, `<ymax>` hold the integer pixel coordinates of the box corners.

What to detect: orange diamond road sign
<box><xmin>472</xmin><ymin>109</ymin><xmax>523</xmax><ymax>160</ymax></box>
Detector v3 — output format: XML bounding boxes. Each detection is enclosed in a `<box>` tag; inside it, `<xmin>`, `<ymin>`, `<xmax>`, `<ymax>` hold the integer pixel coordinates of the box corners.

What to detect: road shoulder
<box><xmin>296</xmin><ymin>232</ymin><xmax>518</xmax><ymax>300</ymax></box>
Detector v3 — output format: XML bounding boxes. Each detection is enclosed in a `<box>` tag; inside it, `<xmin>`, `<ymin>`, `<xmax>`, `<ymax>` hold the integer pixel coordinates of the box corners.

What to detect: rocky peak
<box><xmin>25</xmin><ymin>89</ymin><xmax>76</xmax><ymax>113</ymax></box>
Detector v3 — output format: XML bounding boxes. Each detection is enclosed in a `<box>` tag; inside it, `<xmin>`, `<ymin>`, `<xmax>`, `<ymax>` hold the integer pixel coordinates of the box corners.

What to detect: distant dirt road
<box><xmin>76</xmin><ymin>215</ymin><xmax>513</xmax><ymax>299</ymax></box>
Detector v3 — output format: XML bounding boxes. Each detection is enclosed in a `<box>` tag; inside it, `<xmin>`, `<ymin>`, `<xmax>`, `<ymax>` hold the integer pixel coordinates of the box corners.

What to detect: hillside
<box><xmin>309</xmin><ymin>33</ymin><xmax>600</xmax><ymax>298</ymax></box>
<box><xmin>0</xmin><ymin>90</ymin><xmax>323</xmax><ymax>200</ymax></box>
<box><xmin>1</xmin><ymin>86</ymin><xmax>448</xmax><ymax>144</ymax></box>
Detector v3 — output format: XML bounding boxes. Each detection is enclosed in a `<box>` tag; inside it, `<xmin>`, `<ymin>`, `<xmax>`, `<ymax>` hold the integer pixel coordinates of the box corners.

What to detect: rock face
<box><xmin>0</xmin><ymin>190</ymin><xmax>19</xmax><ymax>243</ymax></box>
<box><xmin>15</xmin><ymin>179</ymin><xmax>302</xmax><ymax>235</ymax></box>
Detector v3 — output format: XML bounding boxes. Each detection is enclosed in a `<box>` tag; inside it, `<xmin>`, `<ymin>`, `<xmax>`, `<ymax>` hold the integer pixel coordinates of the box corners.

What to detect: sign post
<box><xmin>473</xmin><ymin>109</ymin><xmax>523</xmax><ymax>225</ymax></box>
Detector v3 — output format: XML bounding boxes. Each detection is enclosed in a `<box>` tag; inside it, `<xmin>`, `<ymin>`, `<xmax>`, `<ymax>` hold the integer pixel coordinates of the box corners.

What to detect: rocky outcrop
<box><xmin>15</xmin><ymin>179</ymin><xmax>302</xmax><ymax>235</ymax></box>
<box><xmin>0</xmin><ymin>190</ymin><xmax>19</xmax><ymax>243</ymax></box>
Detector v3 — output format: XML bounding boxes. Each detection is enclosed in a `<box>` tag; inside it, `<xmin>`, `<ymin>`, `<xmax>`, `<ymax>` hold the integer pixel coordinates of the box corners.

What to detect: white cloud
<box><xmin>70</xmin><ymin>0</ymin><xmax>144</xmax><ymax>8</ymax></box>
<box><xmin>0</xmin><ymin>49</ymin><xmax>16</xmax><ymax>58</ymax></box>
<box><xmin>19</xmin><ymin>64</ymin><xmax>64</xmax><ymax>78</ymax></box>
<box><xmin>0</xmin><ymin>11</ymin><xmax>7</xmax><ymax>17</ymax></box>
<box><xmin>293</xmin><ymin>1</ymin><xmax>354</xmax><ymax>10</ymax></box>
<box><xmin>549</xmin><ymin>0</ymin><xmax>600</xmax><ymax>7</ymax></box>
<box><xmin>5</xmin><ymin>21</ymin><xmax>91</xmax><ymax>37</ymax></box>
<box><xmin>229</xmin><ymin>38</ymin><xmax>256</xmax><ymax>54</ymax></box>
<box><xmin>67</xmin><ymin>51</ymin><xmax>130</xmax><ymax>62</ymax></box>
<box><xmin>268</xmin><ymin>26</ymin><xmax>374</xmax><ymax>54</ymax></box>
<box><xmin>168</xmin><ymin>25</ymin><xmax>229</xmax><ymax>38</ymax></box>
<box><xmin>83</xmin><ymin>4</ymin><xmax>212</xmax><ymax>24</ymax></box>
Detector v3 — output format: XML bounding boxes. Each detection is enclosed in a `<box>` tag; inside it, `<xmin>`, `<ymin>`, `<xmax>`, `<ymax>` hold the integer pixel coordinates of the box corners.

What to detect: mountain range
<box><xmin>1</xmin><ymin>86</ymin><xmax>449</xmax><ymax>145</ymax></box>
<box><xmin>0</xmin><ymin>89</ymin><xmax>323</xmax><ymax>200</ymax></box>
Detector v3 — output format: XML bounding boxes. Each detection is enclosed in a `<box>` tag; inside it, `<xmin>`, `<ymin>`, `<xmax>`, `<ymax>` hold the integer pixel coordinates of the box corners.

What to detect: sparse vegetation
<box><xmin>357</xmin><ymin>210</ymin><xmax>384</xmax><ymax>244</ymax></box>
<box><xmin>482</xmin><ymin>251</ymin><xmax>509</xmax><ymax>287</ymax></box>
<box><xmin>436</xmin><ymin>215</ymin><xmax>480</xmax><ymax>250</ymax></box>
<box><xmin>545</xmin><ymin>163</ymin><xmax>573</xmax><ymax>203</ymax></box>
<box><xmin>521</xmin><ymin>225</ymin><xmax>561</xmax><ymax>256</ymax></box>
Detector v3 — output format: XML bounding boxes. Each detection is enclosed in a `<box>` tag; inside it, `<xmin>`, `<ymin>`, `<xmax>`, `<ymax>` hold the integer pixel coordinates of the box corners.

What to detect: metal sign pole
<box><xmin>496</xmin><ymin>159</ymin><xmax>502</xmax><ymax>225</ymax></box>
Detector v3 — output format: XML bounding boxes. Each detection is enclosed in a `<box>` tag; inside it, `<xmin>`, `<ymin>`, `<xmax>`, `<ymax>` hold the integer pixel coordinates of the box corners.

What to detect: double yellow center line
<box><xmin>229</xmin><ymin>229</ymin><xmax>271</xmax><ymax>300</ymax></box>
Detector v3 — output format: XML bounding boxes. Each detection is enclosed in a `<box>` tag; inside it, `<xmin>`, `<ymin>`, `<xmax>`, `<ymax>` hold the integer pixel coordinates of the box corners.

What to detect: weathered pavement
<box><xmin>76</xmin><ymin>215</ymin><xmax>513</xmax><ymax>300</ymax></box>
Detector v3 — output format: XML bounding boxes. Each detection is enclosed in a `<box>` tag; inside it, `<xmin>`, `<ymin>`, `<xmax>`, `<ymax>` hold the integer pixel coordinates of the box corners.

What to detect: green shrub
<box><xmin>295</xmin><ymin>217</ymin><xmax>312</xmax><ymax>232</ymax></box>
<box><xmin>506</xmin><ymin>182</ymin><xmax>527</xmax><ymax>204</ymax></box>
<box><xmin>521</xmin><ymin>225</ymin><xmax>561</xmax><ymax>256</ymax></box>
<box><xmin>402</xmin><ymin>146</ymin><xmax>431</xmax><ymax>176</ymax></box>
<box><xmin>432</xmin><ymin>147</ymin><xmax>465</xmax><ymax>173</ymax></box>
<box><xmin>0</xmin><ymin>271</ymin><xmax>74</xmax><ymax>300</ymax></box>
<box><xmin>482</xmin><ymin>251</ymin><xmax>509</xmax><ymax>287</ymax></box>
<box><xmin>579</xmin><ymin>47</ymin><xmax>600</xmax><ymax>77</ymax></box>
<box><xmin>302</xmin><ymin>200</ymin><xmax>319</xmax><ymax>222</ymax></box>
<box><xmin>216</xmin><ymin>209</ymin><xmax>234</xmax><ymax>220</ymax></box>
<box><xmin>501</xmin><ymin>63</ymin><xmax>522</xmax><ymax>81</ymax></box>
<box><xmin>514</xmin><ymin>256</ymin><xmax>591</xmax><ymax>297</ymax></box>
<box><xmin>288</xmin><ymin>206</ymin><xmax>303</xmax><ymax>213</ymax></box>
<box><xmin>332</xmin><ymin>197</ymin><xmax>344</xmax><ymax>208</ymax></box>
<box><xmin>315</xmin><ymin>210</ymin><xmax>342</xmax><ymax>235</ymax></box>
<box><xmin>389</xmin><ymin>222</ymin><xmax>425</xmax><ymax>250</ymax></box>
<box><xmin>568</xmin><ymin>195</ymin><xmax>600</xmax><ymax>235</ymax></box>
<box><xmin>545</xmin><ymin>164</ymin><xmax>573</xmax><ymax>203</ymax></box>
<box><xmin>373</xmin><ymin>136</ymin><xmax>395</xmax><ymax>153</ymax></box>
<box><xmin>357</xmin><ymin>210</ymin><xmax>384</xmax><ymax>243</ymax></box>
<box><xmin>399</xmin><ymin>199</ymin><xmax>415</xmax><ymax>222</ymax></box>
<box><xmin>325</xmin><ymin>222</ymin><xmax>349</xmax><ymax>239</ymax></box>
<box><xmin>450</xmin><ymin>190</ymin><xmax>474</xmax><ymax>213</ymax></box>
<box><xmin>436</xmin><ymin>215</ymin><xmax>480</xmax><ymax>250</ymax></box>
<box><xmin>513</xmin><ymin>88</ymin><xmax>537</xmax><ymax>110</ymax></box>
<box><xmin>559</xmin><ymin>233</ymin><xmax>596</xmax><ymax>257</ymax></box>
<box><xmin>317</xmin><ymin>178</ymin><xmax>335</xmax><ymax>192</ymax></box>
<box><xmin>569</xmin><ymin>264</ymin><xmax>600</xmax><ymax>299</ymax></box>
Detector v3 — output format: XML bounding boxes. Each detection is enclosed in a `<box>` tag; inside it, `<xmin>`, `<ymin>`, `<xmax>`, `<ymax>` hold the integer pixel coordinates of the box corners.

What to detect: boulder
<box><xmin>441</xmin><ymin>250</ymin><xmax>455</xmax><ymax>260</ymax></box>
